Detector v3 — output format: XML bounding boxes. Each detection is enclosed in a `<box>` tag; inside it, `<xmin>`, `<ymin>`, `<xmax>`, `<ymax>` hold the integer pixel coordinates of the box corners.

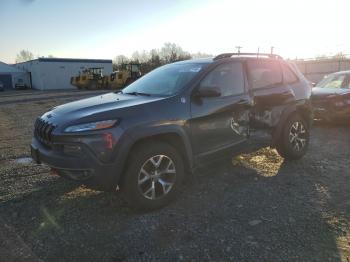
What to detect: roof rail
<box><xmin>213</xmin><ymin>53</ymin><xmax>282</xmax><ymax>60</ymax></box>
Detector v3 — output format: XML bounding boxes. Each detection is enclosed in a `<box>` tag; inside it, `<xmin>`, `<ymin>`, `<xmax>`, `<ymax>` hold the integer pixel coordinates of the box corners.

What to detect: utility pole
<box><xmin>235</xmin><ymin>46</ymin><xmax>242</xmax><ymax>54</ymax></box>
<box><xmin>270</xmin><ymin>46</ymin><xmax>275</xmax><ymax>55</ymax></box>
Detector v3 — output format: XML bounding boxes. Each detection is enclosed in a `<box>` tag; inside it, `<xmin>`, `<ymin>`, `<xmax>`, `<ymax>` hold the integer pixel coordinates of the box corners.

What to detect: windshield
<box><xmin>316</xmin><ymin>73</ymin><xmax>350</xmax><ymax>89</ymax></box>
<box><xmin>122</xmin><ymin>63</ymin><xmax>208</xmax><ymax>96</ymax></box>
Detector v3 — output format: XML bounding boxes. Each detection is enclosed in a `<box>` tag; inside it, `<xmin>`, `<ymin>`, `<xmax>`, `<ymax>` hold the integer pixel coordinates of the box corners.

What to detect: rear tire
<box><xmin>120</xmin><ymin>141</ymin><xmax>185</xmax><ymax>210</ymax></box>
<box><xmin>276</xmin><ymin>114</ymin><xmax>309</xmax><ymax>160</ymax></box>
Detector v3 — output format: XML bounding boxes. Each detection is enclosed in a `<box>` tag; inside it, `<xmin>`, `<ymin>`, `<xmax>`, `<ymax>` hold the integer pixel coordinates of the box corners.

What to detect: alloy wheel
<box><xmin>137</xmin><ymin>155</ymin><xmax>176</xmax><ymax>200</ymax></box>
<box><xmin>289</xmin><ymin>121</ymin><xmax>307</xmax><ymax>152</ymax></box>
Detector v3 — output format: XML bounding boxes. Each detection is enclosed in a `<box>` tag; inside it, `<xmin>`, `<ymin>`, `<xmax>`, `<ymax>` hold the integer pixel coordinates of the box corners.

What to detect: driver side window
<box><xmin>199</xmin><ymin>62</ymin><xmax>244</xmax><ymax>97</ymax></box>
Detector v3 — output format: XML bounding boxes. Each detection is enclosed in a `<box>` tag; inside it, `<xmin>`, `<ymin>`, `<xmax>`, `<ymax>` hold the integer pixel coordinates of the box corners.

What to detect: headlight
<box><xmin>64</xmin><ymin>120</ymin><xmax>118</xmax><ymax>133</ymax></box>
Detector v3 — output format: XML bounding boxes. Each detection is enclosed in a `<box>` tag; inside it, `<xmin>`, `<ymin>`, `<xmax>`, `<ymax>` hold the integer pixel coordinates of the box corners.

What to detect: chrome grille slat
<box><xmin>34</xmin><ymin>118</ymin><xmax>56</xmax><ymax>147</ymax></box>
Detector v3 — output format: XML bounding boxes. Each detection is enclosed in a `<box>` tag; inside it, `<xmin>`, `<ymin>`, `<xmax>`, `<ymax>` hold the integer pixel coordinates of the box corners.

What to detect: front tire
<box><xmin>121</xmin><ymin>142</ymin><xmax>185</xmax><ymax>210</ymax></box>
<box><xmin>276</xmin><ymin>114</ymin><xmax>309</xmax><ymax>160</ymax></box>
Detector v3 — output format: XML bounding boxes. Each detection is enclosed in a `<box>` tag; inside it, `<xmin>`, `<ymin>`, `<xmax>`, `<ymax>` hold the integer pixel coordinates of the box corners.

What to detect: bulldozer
<box><xmin>71</xmin><ymin>63</ymin><xmax>141</xmax><ymax>90</ymax></box>
<box><xmin>71</xmin><ymin>67</ymin><xmax>105</xmax><ymax>90</ymax></box>
<box><xmin>107</xmin><ymin>63</ymin><xmax>141</xmax><ymax>89</ymax></box>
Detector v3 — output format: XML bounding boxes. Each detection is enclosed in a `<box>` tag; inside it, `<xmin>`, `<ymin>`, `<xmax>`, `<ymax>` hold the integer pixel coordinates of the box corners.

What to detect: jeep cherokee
<box><xmin>31</xmin><ymin>53</ymin><xmax>313</xmax><ymax>210</ymax></box>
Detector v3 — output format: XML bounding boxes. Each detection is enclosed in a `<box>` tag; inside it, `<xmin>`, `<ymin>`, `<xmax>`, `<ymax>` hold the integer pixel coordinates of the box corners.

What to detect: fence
<box><xmin>293</xmin><ymin>55</ymin><xmax>350</xmax><ymax>83</ymax></box>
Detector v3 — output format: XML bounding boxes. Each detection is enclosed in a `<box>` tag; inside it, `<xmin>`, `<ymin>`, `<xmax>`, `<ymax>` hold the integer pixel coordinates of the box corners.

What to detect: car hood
<box><xmin>311</xmin><ymin>87</ymin><xmax>350</xmax><ymax>99</ymax></box>
<box><xmin>42</xmin><ymin>92</ymin><xmax>165</xmax><ymax>127</ymax></box>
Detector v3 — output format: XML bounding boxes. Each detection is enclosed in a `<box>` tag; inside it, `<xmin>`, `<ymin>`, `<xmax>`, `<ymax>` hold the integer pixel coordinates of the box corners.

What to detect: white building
<box><xmin>0</xmin><ymin>61</ymin><xmax>30</xmax><ymax>89</ymax></box>
<box><xmin>15</xmin><ymin>58</ymin><xmax>113</xmax><ymax>90</ymax></box>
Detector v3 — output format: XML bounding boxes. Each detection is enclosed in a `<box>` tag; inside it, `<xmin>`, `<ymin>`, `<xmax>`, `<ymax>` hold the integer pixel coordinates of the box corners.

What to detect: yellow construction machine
<box><xmin>107</xmin><ymin>63</ymin><xmax>142</xmax><ymax>90</ymax></box>
<box><xmin>71</xmin><ymin>68</ymin><xmax>105</xmax><ymax>90</ymax></box>
<box><xmin>71</xmin><ymin>63</ymin><xmax>141</xmax><ymax>90</ymax></box>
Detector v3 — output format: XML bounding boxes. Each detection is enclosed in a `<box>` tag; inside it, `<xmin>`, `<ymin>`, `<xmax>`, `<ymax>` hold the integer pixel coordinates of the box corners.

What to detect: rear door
<box><xmin>190</xmin><ymin>62</ymin><xmax>252</xmax><ymax>157</ymax></box>
<box><xmin>246</xmin><ymin>59</ymin><xmax>295</xmax><ymax>137</ymax></box>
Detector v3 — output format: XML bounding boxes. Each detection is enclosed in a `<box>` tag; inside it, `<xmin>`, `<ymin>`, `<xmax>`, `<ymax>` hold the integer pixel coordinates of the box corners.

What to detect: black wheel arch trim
<box><xmin>118</xmin><ymin>124</ymin><xmax>194</xmax><ymax>174</ymax></box>
<box><xmin>271</xmin><ymin>100</ymin><xmax>312</xmax><ymax>147</ymax></box>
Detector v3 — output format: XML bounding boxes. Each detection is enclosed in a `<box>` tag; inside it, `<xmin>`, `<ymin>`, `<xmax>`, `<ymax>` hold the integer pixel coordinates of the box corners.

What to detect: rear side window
<box><xmin>199</xmin><ymin>62</ymin><xmax>244</xmax><ymax>97</ymax></box>
<box><xmin>247</xmin><ymin>60</ymin><xmax>282</xmax><ymax>89</ymax></box>
<box><xmin>282</xmin><ymin>63</ymin><xmax>299</xmax><ymax>84</ymax></box>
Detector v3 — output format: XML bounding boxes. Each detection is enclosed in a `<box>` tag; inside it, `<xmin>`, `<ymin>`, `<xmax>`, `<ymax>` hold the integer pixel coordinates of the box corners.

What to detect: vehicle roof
<box><xmin>172</xmin><ymin>58</ymin><xmax>214</xmax><ymax>65</ymax></box>
<box><xmin>173</xmin><ymin>56</ymin><xmax>283</xmax><ymax>65</ymax></box>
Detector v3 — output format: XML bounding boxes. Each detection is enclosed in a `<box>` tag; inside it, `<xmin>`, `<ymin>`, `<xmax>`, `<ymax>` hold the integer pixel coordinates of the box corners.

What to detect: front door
<box><xmin>190</xmin><ymin>62</ymin><xmax>252</xmax><ymax>157</ymax></box>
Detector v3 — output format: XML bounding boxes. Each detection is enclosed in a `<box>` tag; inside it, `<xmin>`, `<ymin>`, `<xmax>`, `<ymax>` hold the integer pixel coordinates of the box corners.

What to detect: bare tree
<box><xmin>160</xmin><ymin>42</ymin><xmax>190</xmax><ymax>63</ymax></box>
<box><xmin>112</xmin><ymin>43</ymin><xmax>193</xmax><ymax>73</ymax></box>
<box><xmin>333</xmin><ymin>52</ymin><xmax>346</xmax><ymax>59</ymax></box>
<box><xmin>191</xmin><ymin>52</ymin><xmax>212</xmax><ymax>59</ymax></box>
<box><xmin>131</xmin><ymin>50</ymin><xmax>150</xmax><ymax>63</ymax></box>
<box><xmin>16</xmin><ymin>50</ymin><xmax>34</xmax><ymax>63</ymax></box>
<box><xmin>150</xmin><ymin>49</ymin><xmax>161</xmax><ymax>66</ymax></box>
<box><xmin>113</xmin><ymin>55</ymin><xmax>129</xmax><ymax>70</ymax></box>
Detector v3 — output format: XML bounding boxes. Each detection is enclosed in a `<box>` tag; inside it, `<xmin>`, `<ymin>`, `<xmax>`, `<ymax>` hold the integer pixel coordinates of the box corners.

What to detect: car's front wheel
<box><xmin>121</xmin><ymin>142</ymin><xmax>185</xmax><ymax>210</ymax></box>
<box><xmin>276</xmin><ymin>114</ymin><xmax>310</xmax><ymax>160</ymax></box>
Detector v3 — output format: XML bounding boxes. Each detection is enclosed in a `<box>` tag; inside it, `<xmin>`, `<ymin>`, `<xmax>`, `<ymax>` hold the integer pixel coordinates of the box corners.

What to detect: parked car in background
<box><xmin>0</xmin><ymin>81</ymin><xmax>4</xmax><ymax>92</ymax></box>
<box><xmin>15</xmin><ymin>78</ymin><xmax>28</xmax><ymax>90</ymax></box>
<box><xmin>31</xmin><ymin>53</ymin><xmax>313</xmax><ymax>210</ymax></box>
<box><xmin>312</xmin><ymin>71</ymin><xmax>350</xmax><ymax>122</ymax></box>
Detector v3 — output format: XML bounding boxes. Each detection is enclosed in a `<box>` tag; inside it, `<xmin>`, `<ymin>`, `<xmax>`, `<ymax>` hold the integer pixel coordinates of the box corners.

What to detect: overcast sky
<box><xmin>0</xmin><ymin>0</ymin><xmax>349</xmax><ymax>63</ymax></box>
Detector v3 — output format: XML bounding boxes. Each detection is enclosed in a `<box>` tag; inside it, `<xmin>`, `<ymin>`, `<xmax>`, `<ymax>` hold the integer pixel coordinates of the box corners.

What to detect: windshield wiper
<box><xmin>124</xmin><ymin>92</ymin><xmax>151</xmax><ymax>96</ymax></box>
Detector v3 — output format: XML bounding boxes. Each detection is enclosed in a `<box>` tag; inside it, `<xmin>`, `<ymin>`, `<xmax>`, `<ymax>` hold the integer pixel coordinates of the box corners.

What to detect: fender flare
<box><xmin>271</xmin><ymin>104</ymin><xmax>298</xmax><ymax>147</ymax></box>
<box><xmin>123</xmin><ymin>124</ymin><xmax>194</xmax><ymax>169</ymax></box>
<box><xmin>271</xmin><ymin>101</ymin><xmax>312</xmax><ymax>147</ymax></box>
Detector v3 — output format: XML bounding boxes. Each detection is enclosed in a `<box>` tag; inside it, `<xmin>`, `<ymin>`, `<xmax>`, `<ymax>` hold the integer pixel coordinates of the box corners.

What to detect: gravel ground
<box><xmin>0</xmin><ymin>90</ymin><xmax>349</xmax><ymax>261</ymax></box>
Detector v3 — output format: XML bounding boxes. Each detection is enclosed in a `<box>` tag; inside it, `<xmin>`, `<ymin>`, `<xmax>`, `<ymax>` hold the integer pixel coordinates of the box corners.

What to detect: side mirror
<box><xmin>195</xmin><ymin>86</ymin><xmax>221</xmax><ymax>98</ymax></box>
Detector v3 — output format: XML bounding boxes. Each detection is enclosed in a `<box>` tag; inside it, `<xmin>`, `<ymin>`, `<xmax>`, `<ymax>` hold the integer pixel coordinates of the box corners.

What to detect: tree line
<box><xmin>15</xmin><ymin>50</ymin><xmax>54</xmax><ymax>63</ymax></box>
<box><xmin>15</xmin><ymin>43</ymin><xmax>211</xmax><ymax>73</ymax></box>
<box><xmin>113</xmin><ymin>42</ymin><xmax>211</xmax><ymax>73</ymax></box>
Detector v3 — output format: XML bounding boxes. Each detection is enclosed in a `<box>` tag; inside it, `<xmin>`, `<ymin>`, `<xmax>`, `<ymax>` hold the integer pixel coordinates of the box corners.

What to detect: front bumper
<box><xmin>313</xmin><ymin>105</ymin><xmax>350</xmax><ymax>121</ymax></box>
<box><xmin>30</xmin><ymin>136</ymin><xmax>130</xmax><ymax>191</ymax></box>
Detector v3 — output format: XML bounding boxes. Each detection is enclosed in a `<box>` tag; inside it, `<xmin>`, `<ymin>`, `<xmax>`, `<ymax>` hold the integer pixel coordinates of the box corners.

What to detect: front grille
<box><xmin>34</xmin><ymin>118</ymin><xmax>56</xmax><ymax>147</ymax></box>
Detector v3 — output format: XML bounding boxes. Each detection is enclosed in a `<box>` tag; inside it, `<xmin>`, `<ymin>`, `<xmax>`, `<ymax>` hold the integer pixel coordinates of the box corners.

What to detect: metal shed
<box><xmin>0</xmin><ymin>61</ymin><xmax>30</xmax><ymax>90</ymax></box>
<box><xmin>15</xmin><ymin>58</ymin><xmax>113</xmax><ymax>90</ymax></box>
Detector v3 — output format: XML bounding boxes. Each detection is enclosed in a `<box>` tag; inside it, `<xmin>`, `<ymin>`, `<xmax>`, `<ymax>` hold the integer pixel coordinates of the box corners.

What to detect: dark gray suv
<box><xmin>31</xmin><ymin>53</ymin><xmax>313</xmax><ymax>209</ymax></box>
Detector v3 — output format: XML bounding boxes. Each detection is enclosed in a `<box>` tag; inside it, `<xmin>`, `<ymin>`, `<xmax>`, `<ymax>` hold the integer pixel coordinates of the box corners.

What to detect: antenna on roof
<box><xmin>235</xmin><ymin>46</ymin><xmax>242</xmax><ymax>54</ymax></box>
<box><xmin>257</xmin><ymin>47</ymin><xmax>260</xmax><ymax>58</ymax></box>
<box><xmin>270</xmin><ymin>46</ymin><xmax>275</xmax><ymax>55</ymax></box>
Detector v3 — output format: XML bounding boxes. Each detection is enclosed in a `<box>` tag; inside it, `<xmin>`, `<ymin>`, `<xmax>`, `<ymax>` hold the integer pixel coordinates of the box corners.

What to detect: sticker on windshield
<box><xmin>189</xmin><ymin>67</ymin><xmax>202</xmax><ymax>72</ymax></box>
<box><xmin>179</xmin><ymin>67</ymin><xmax>202</xmax><ymax>73</ymax></box>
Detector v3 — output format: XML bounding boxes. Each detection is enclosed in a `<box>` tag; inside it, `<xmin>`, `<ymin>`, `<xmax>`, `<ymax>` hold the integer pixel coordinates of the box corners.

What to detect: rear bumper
<box><xmin>30</xmin><ymin>137</ymin><xmax>128</xmax><ymax>191</ymax></box>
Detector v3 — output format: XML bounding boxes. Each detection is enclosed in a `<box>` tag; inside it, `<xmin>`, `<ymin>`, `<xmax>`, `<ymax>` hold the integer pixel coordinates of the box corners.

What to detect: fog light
<box><xmin>63</xmin><ymin>144</ymin><xmax>82</xmax><ymax>155</ymax></box>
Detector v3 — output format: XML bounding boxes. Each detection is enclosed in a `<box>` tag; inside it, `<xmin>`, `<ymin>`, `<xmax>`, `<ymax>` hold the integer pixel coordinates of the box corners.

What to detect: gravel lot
<box><xmin>0</xmin><ymin>90</ymin><xmax>349</xmax><ymax>261</ymax></box>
